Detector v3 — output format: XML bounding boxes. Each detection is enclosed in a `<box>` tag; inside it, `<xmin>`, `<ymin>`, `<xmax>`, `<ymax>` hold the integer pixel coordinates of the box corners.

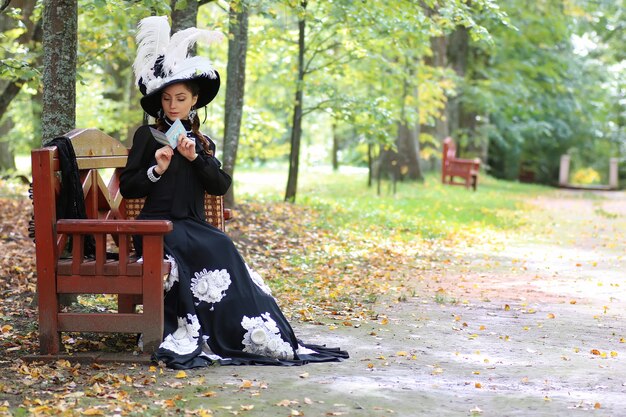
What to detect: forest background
<box><xmin>0</xmin><ymin>0</ymin><xmax>625</xmax><ymax>204</ymax></box>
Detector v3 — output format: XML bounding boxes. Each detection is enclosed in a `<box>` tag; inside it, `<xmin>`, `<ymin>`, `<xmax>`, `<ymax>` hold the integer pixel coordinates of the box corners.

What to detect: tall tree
<box><xmin>222</xmin><ymin>0</ymin><xmax>249</xmax><ymax>208</ymax></box>
<box><xmin>41</xmin><ymin>0</ymin><xmax>77</xmax><ymax>143</ymax></box>
<box><xmin>284</xmin><ymin>0</ymin><xmax>307</xmax><ymax>202</ymax></box>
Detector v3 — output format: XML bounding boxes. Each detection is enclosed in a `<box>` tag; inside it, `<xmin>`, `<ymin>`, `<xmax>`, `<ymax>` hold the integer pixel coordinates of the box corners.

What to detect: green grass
<box><xmin>235</xmin><ymin>164</ymin><xmax>554</xmax><ymax>242</ymax></box>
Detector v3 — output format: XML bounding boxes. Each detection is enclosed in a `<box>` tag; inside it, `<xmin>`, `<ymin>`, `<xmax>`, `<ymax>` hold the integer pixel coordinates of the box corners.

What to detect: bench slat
<box><xmin>57</xmin><ymin>275</ymin><xmax>144</xmax><ymax>294</ymax></box>
<box><xmin>57</xmin><ymin>259</ymin><xmax>147</xmax><ymax>276</ymax></box>
<box><xmin>58</xmin><ymin>313</ymin><xmax>148</xmax><ymax>333</ymax></box>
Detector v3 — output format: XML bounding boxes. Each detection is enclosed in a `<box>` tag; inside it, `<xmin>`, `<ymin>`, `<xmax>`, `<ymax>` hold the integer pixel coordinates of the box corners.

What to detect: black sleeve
<box><xmin>120</xmin><ymin>125</ymin><xmax>160</xmax><ymax>199</ymax></box>
<box><xmin>190</xmin><ymin>135</ymin><xmax>232</xmax><ymax>196</ymax></box>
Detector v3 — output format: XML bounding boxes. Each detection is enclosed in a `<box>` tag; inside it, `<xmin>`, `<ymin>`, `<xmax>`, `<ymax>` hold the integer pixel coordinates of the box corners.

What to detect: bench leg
<box><xmin>141</xmin><ymin>236</ymin><xmax>165</xmax><ymax>354</ymax></box>
<box><xmin>118</xmin><ymin>294</ymin><xmax>142</xmax><ymax>313</ymax></box>
<box><xmin>38</xmin><ymin>274</ymin><xmax>61</xmax><ymax>355</ymax></box>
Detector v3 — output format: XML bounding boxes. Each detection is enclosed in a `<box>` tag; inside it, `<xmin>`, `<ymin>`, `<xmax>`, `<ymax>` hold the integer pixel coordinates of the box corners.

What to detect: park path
<box><xmin>188</xmin><ymin>189</ymin><xmax>626</xmax><ymax>417</ymax></box>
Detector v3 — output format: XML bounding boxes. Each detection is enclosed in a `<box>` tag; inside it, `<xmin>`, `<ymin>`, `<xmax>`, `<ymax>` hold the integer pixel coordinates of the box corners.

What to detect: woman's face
<box><xmin>160</xmin><ymin>83</ymin><xmax>198</xmax><ymax>121</ymax></box>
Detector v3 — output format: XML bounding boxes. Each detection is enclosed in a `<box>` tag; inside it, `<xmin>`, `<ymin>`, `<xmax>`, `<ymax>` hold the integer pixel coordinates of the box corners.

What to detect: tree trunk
<box><xmin>222</xmin><ymin>1</ymin><xmax>249</xmax><ymax>208</ymax></box>
<box><xmin>0</xmin><ymin>120</ymin><xmax>16</xmax><ymax>171</ymax></box>
<box><xmin>0</xmin><ymin>83</ymin><xmax>22</xmax><ymax>130</ymax></box>
<box><xmin>41</xmin><ymin>0</ymin><xmax>78</xmax><ymax>144</ymax></box>
<box><xmin>367</xmin><ymin>142</ymin><xmax>373</xmax><ymax>187</ymax></box>
<box><xmin>396</xmin><ymin>121</ymin><xmax>423</xmax><ymax>181</ymax></box>
<box><xmin>381</xmin><ymin>70</ymin><xmax>422</xmax><ymax>183</ymax></box>
<box><xmin>431</xmin><ymin>35</ymin><xmax>449</xmax><ymax>141</ymax></box>
<box><xmin>331</xmin><ymin>121</ymin><xmax>339</xmax><ymax>171</ymax></box>
<box><xmin>420</xmin><ymin>4</ymin><xmax>449</xmax><ymax>172</ymax></box>
<box><xmin>170</xmin><ymin>0</ymin><xmax>198</xmax><ymax>33</ymax></box>
<box><xmin>446</xmin><ymin>26</ymin><xmax>469</xmax><ymax>141</ymax></box>
<box><xmin>284</xmin><ymin>0</ymin><xmax>307</xmax><ymax>203</ymax></box>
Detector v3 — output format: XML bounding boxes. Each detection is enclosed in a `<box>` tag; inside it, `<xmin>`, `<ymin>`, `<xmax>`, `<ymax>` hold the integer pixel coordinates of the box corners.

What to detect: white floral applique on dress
<box><xmin>160</xmin><ymin>313</ymin><xmax>201</xmax><ymax>355</ymax></box>
<box><xmin>245</xmin><ymin>264</ymin><xmax>272</xmax><ymax>296</ymax></box>
<box><xmin>191</xmin><ymin>268</ymin><xmax>231</xmax><ymax>308</ymax></box>
<box><xmin>241</xmin><ymin>312</ymin><xmax>294</xmax><ymax>360</ymax></box>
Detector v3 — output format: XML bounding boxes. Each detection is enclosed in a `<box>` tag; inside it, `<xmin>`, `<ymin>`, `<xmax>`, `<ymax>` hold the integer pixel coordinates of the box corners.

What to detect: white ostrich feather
<box><xmin>133</xmin><ymin>16</ymin><xmax>171</xmax><ymax>85</ymax></box>
<box><xmin>162</xmin><ymin>28</ymin><xmax>224</xmax><ymax>75</ymax></box>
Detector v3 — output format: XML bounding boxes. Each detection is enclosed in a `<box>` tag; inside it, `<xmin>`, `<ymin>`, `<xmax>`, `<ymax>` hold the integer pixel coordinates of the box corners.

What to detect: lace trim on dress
<box><xmin>191</xmin><ymin>268</ymin><xmax>231</xmax><ymax>308</ymax></box>
<box><xmin>164</xmin><ymin>255</ymin><xmax>179</xmax><ymax>292</ymax></box>
<box><xmin>245</xmin><ymin>264</ymin><xmax>272</xmax><ymax>296</ymax></box>
<box><xmin>198</xmin><ymin>335</ymin><xmax>223</xmax><ymax>361</ymax></box>
<box><xmin>160</xmin><ymin>313</ymin><xmax>201</xmax><ymax>355</ymax></box>
<box><xmin>297</xmin><ymin>345</ymin><xmax>317</xmax><ymax>355</ymax></box>
<box><xmin>241</xmin><ymin>312</ymin><xmax>294</xmax><ymax>360</ymax></box>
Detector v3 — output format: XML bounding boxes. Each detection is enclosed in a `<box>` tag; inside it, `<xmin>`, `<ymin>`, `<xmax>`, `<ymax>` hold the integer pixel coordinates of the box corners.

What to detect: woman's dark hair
<box><xmin>155</xmin><ymin>80</ymin><xmax>211</xmax><ymax>154</ymax></box>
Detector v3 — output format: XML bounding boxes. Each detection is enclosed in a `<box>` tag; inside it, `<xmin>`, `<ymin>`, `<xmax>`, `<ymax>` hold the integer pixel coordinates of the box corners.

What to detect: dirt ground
<box><xmin>1</xmin><ymin>189</ymin><xmax>625</xmax><ymax>417</ymax></box>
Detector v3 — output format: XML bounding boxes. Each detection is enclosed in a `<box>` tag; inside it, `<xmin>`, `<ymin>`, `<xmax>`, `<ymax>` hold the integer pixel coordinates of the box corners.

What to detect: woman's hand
<box><xmin>177</xmin><ymin>133</ymin><xmax>198</xmax><ymax>161</ymax></box>
<box><xmin>155</xmin><ymin>146</ymin><xmax>174</xmax><ymax>175</ymax></box>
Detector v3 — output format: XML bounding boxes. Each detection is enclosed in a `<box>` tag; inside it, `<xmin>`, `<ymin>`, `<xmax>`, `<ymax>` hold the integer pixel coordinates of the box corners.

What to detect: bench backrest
<box><xmin>442</xmin><ymin>137</ymin><xmax>456</xmax><ymax>181</ymax></box>
<box><xmin>442</xmin><ymin>137</ymin><xmax>457</xmax><ymax>163</ymax></box>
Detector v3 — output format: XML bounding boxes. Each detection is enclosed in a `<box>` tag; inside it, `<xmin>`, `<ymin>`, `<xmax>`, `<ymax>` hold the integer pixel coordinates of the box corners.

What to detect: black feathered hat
<box><xmin>133</xmin><ymin>16</ymin><xmax>222</xmax><ymax>118</ymax></box>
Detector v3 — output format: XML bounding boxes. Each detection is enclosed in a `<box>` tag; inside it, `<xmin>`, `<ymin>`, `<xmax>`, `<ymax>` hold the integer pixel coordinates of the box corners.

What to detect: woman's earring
<box><xmin>189</xmin><ymin>107</ymin><xmax>197</xmax><ymax>123</ymax></box>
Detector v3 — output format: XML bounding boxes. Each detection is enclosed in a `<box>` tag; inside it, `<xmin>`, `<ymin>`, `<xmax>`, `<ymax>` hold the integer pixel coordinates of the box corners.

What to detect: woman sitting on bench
<box><xmin>119</xmin><ymin>16</ymin><xmax>347</xmax><ymax>369</ymax></box>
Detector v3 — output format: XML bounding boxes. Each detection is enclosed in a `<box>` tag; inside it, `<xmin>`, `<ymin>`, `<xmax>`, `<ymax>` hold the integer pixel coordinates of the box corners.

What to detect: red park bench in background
<box><xmin>441</xmin><ymin>137</ymin><xmax>481</xmax><ymax>191</ymax></box>
<box><xmin>29</xmin><ymin>128</ymin><xmax>230</xmax><ymax>360</ymax></box>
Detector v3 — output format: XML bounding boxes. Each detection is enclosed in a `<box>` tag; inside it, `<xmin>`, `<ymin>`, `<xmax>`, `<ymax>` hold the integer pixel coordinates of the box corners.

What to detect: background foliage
<box><xmin>0</xmin><ymin>0</ymin><xmax>624</xmax><ymax>188</ymax></box>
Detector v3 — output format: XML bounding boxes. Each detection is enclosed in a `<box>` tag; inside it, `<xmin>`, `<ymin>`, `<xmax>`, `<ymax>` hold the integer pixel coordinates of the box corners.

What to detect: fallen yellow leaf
<box><xmin>175</xmin><ymin>370</ymin><xmax>187</xmax><ymax>379</ymax></box>
<box><xmin>82</xmin><ymin>409</ymin><xmax>104</xmax><ymax>416</ymax></box>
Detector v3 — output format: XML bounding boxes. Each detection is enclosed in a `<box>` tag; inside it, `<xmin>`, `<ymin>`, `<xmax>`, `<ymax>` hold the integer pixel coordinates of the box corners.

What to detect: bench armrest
<box><xmin>57</xmin><ymin>219</ymin><xmax>173</xmax><ymax>235</ymax></box>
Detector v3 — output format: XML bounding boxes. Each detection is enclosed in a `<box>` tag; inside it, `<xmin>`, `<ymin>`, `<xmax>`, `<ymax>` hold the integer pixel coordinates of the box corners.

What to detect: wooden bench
<box><xmin>30</xmin><ymin>128</ymin><xmax>228</xmax><ymax>357</ymax></box>
<box><xmin>441</xmin><ymin>137</ymin><xmax>481</xmax><ymax>191</ymax></box>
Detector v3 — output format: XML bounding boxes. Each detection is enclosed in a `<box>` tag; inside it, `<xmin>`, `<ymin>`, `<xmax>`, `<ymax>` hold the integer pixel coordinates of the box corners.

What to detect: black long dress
<box><xmin>120</xmin><ymin>122</ymin><xmax>348</xmax><ymax>369</ymax></box>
